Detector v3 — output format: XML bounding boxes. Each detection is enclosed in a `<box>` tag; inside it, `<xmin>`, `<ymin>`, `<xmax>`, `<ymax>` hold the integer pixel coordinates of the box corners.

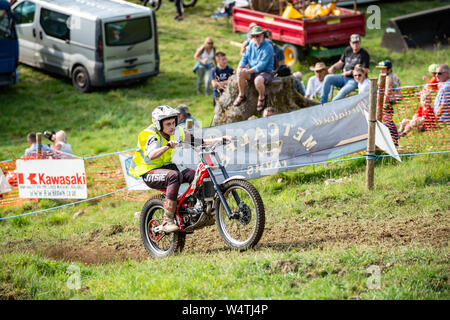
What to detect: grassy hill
<box><xmin>0</xmin><ymin>0</ymin><xmax>449</xmax><ymax>300</ymax></box>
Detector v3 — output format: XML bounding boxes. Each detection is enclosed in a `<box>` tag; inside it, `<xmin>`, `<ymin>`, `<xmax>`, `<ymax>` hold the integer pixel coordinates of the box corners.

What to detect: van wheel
<box><xmin>72</xmin><ymin>65</ymin><xmax>91</xmax><ymax>93</ymax></box>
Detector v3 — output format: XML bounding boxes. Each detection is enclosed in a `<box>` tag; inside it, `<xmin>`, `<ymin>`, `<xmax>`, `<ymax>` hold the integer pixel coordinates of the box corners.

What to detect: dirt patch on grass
<box><xmin>0</xmin><ymin>284</ymin><xmax>30</xmax><ymax>300</ymax></box>
<box><xmin>2</xmin><ymin>214</ymin><xmax>448</xmax><ymax>264</ymax></box>
<box><xmin>182</xmin><ymin>214</ymin><xmax>450</xmax><ymax>253</ymax></box>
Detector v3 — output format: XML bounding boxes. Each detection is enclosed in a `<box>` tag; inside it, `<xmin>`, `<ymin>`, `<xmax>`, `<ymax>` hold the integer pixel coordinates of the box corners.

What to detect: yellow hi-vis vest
<box><xmin>129</xmin><ymin>125</ymin><xmax>185</xmax><ymax>178</ymax></box>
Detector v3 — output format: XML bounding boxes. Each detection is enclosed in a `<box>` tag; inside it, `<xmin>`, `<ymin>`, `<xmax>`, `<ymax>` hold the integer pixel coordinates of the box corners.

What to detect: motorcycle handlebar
<box><xmin>177</xmin><ymin>137</ymin><xmax>234</xmax><ymax>153</ymax></box>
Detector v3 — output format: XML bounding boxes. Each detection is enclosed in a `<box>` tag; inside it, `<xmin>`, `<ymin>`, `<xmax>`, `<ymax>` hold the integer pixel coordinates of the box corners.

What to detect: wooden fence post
<box><xmin>36</xmin><ymin>132</ymin><xmax>42</xmax><ymax>160</ymax></box>
<box><xmin>366</xmin><ymin>78</ymin><xmax>378</xmax><ymax>190</ymax></box>
<box><xmin>376</xmin><ymin>74</ymin><xmax>386</xmax><ymax>122</ymax></box>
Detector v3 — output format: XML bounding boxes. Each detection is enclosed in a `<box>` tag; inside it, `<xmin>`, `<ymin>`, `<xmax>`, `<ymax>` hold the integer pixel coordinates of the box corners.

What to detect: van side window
<box><xmin>40</xmin><ymin>8</ymin><xmax>70</xmax><ymax>41</ymax></box>
<box><xmin>12</xmin><ymin>1</ymin><xmax>35</xmax><ymax>25</ymax></box>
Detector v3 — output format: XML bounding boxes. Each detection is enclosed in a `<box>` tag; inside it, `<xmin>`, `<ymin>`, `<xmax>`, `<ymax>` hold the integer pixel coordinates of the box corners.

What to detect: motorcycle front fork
<box><xmin>206</xmin><ymin>164</ymin><xmax>242</xmax><ymax>220</ymax></box>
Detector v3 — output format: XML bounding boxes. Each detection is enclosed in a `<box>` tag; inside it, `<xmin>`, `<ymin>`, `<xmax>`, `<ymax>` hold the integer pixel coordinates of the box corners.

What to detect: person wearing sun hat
<box><xmin>423</xmin><ymin>63</ymin><xmax>439</xmax><ymax>90</ymax></box>
<box><xmin>305</xmin><ymin>62</ymin><xmax>329</xmax><ymax>99</ymax></box>
<box><xmin>234</xmin><ymin>25</ymin><xmax>274</xmax><ymax>111</ymax></box>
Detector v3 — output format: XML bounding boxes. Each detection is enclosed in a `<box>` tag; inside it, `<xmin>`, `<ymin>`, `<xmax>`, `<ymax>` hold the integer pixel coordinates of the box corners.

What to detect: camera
<box><xmin>44</xmin><ymin>130</ymin><xmax>56</xmax><ymax>141</ymax></box>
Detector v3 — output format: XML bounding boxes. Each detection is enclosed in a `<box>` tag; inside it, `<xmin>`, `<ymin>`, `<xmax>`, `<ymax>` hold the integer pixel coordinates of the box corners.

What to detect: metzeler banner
<box><xmin>120</xmin><ymin>93</ymin><xmax>371</xmax><ymax>187</ymax></box>
<box><xmin>173</xmin><ymin>93</ymin><xmax>371</xmax><ymax>180</ymax></box>
<box><xmin>16</xmin><ymin>159</ymin><xmax>88</xmax><ymax>199</ymax></box>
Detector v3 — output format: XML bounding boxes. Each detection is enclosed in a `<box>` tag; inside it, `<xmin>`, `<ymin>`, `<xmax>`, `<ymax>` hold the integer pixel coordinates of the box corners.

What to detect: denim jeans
<box><xmin>320</xmin><ymin>74</ymin><xmax>358</xmax><ymax>104</ymax></box>
<box><xmin>196</xmin><ymin>66</ymin><xmax>213</xmax><ymax>96</ymax></box>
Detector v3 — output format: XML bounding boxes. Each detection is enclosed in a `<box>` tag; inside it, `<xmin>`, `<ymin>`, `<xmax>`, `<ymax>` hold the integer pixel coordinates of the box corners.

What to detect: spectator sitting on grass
<box><xmin>398</xmin><ymin>89</ymin><xmax>436</xmax><ymax>137</ymax></box>
<box><xmin>240</xmin><ymin>22</ymin><xmax>257</xmax><ymax>56</ymax></box>
<box><xmin>51</xmin><ymin>130</ymin><xmax>73</xmax><ymax>156</ymax></box>
<box><xmin>305</xmin><ymin>62</ymin><xmax>328</xmax><ymax>100</ymax></box>
<box><xmin>264</xmin><ymin>29</ymin><xmax>285</xmax><ymax>70</ymax></box>
<box><xmin>433</xmin><ymin>64</ymin><xmax>450</xmax><ymax>123</ymax></box>
<box><xmin>320</xmin><ymin>34</ymin><xmax>370</xmax><ymax>104</ymax></box>
<box><xmin>24</xmin><ymin>133</ymin><xmax>54</xmax><ymax>158</ymax></box>
<box><xmin>293</xmin><ymin>71</ymin><xmax>306</xmax><ymax>96</ymax></box>
<box><xmin>353</xmin><ymin>64</ymin><xmax>369</xmax><ymax>95</ymax></box>
<box><xmin>423</xmin><ymin>63</ymin><xmax>439</xmax><ymax>90</ymax></box>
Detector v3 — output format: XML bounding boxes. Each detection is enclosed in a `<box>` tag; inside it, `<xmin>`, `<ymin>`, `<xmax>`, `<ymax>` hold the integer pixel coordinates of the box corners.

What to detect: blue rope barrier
<box><xmin>0</xmin><ymin>184</ymin><xmax>140</xmax><ymax>221</ymax></box>
<box><xmin>1</xmin><ymin>150</ymin><xmax>448</xmax><ymax>220</ymax></box>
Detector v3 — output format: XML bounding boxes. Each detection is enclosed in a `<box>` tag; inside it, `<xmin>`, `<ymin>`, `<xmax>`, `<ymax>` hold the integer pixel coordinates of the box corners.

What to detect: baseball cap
<box><xmin>376</xmin><ymin>60</ymin><xmax>393</xmax><ymax>69</ymax></box>
<box><xmin>350</xmin><ymin>34</ymin><xmax>361</xmax><ymax>42</ymax></box>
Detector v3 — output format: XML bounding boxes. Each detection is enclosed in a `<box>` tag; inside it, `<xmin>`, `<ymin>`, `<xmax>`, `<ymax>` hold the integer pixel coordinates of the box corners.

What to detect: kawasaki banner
<box><xmin>16</xmin><ymin>159</ymin><xmax>88</xmax><ymax>199</ymax></box>
<box><xmin>172</xmin><ymin>93</ymin><xmax>371</xmax><ymax>181</ymax></box>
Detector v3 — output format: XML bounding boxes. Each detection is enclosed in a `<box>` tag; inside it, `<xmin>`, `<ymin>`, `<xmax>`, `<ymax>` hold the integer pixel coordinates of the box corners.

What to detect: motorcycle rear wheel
<box><xmin>140</xmin><ymin>195</ymin><xmax>185</xmax><ymax>258</ymax></box>
<box><xmin>216</xmin><ymin>179</ymin><xmax>265</xmax><ymax>251</ymax></box>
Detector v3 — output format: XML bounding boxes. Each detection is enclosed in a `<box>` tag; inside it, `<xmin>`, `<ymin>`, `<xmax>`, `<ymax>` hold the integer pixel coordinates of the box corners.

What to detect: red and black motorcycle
<box><xmin>139</xmin><ymin>139</ymin><xmax>265</xmax><ymax>258</ymax></box>
<box><xmin>141</xmin><ymin>0</ymin><xmax>197</xmax><ymax>11</ymax></box>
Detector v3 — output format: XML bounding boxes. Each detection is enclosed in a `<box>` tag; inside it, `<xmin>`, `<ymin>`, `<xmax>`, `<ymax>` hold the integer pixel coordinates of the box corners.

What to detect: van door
<box><xmin>0</xmin><ymin>1</ymin><xmax>19</xmax><ymax>85</ymax></box>
<box><xmin>11</xmin><ymin>0</ymin><xmax>38</xmax><ymax>66</ymax></box>
<box><xmin>36</xmin><ymin>6</ymin><xmax>71</xmax><ymax>76</ymax></box>
<box><xmin>102</xmin><ymin>14</ymin><xmax>157</xmax><ymax>81</ymax></box>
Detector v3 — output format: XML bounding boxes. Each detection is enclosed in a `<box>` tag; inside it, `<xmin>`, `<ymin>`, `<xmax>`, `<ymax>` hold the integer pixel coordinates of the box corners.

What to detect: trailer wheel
<box><xmin>282</xmin><ymin>44</ymin><xmax>302</xmax><ymax>67</ymax></box>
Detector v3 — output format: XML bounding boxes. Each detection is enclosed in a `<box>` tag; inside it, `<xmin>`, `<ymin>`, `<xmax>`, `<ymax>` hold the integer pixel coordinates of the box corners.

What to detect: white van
<box><xmin>11</xmin><ymin>0</ymin><xmax>159</xmax><ymax>92</ymax></box>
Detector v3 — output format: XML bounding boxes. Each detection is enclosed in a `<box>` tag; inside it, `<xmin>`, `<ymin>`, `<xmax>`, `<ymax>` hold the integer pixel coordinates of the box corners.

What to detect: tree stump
<box><xmin>213</xmin><ymin>74</ymin><xmax>319</xmax><ymax>125</ymax></box>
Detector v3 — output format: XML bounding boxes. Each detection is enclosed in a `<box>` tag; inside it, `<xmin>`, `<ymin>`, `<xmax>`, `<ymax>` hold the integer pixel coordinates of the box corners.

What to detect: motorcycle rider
<box><xmin>129</xmin><ymin>105</ymin><xmax>230</xmax><ymax>233</ymax></box>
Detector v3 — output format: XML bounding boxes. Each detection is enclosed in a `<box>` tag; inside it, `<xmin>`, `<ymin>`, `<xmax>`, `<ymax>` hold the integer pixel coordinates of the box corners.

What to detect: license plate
<box><xmin>327</xmin><ymin>19</ymin><xmax>340</xmax><ymax>25</ymax></box>
<box><xmin>122</xmin><ymin>68</ymin><xmax>140</xmax><ymax>76</ymax></box>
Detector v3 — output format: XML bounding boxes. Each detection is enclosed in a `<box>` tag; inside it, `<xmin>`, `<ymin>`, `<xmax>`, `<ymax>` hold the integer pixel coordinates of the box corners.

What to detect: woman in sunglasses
<box><xmin>193</xmin><ymin>37</ymin><xmax>216</xmax><ymax>96</ymax></box>
<box><xmin>353</xmin><ymin>64</ymin><xmax>369</xmax><ymax>95</ymax></box>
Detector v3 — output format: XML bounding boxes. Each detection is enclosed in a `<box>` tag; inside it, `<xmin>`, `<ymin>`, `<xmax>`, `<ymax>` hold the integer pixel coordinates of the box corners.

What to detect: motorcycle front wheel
<box><xmin>140</xmin><ymin>195</ymin><xmax>185</xmax><ymax>258</ymax></box>
<box><xmin>181</xmin><ymin>0</ymin><xmax>197</xmax><ymax>8</ymax></box>
<box><xmin>216</xmin><ymin>179</ymin><xmax>265</xmax><ymax>251</ymax></box>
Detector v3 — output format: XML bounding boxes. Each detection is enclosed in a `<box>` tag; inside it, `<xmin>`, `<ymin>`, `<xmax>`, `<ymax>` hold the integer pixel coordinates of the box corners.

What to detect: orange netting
<box><xmin>1</xmin><ymin>84</ymin><xmax>448</xmax><ymax>211</ymax></box>
<box><xmin>378</xmin><ymin>83</ymin><xmax>449</xmax><ymax>152</ymax></box>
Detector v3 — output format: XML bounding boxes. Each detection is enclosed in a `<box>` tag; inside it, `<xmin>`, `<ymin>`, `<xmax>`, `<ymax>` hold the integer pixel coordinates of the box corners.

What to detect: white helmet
<box><xmin>152</xmin><ymin>105</ymin><xmax>179</xmax><ymax>131</ymax></box>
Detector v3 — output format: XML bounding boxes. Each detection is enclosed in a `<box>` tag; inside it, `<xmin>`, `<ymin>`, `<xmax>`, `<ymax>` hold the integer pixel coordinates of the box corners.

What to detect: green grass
<box><xmin>0</xmin><ymin>0</ymin><xmax>449</xmax><ymax>300</ymax></box>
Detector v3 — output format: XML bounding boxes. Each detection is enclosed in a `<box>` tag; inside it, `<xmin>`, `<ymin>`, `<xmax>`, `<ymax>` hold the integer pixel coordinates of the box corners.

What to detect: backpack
<box><xmin>274</xmin><ymin>64</ymin><xmax>292</xmax><ymax>77</ymax></box>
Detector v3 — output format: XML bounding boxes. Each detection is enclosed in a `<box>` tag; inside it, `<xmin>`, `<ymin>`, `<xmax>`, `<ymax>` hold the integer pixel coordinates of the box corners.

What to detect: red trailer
<box><xmin>232</xmin><ymin>5</ymin><xmax>366</xmax><ymax>66</ymax></box>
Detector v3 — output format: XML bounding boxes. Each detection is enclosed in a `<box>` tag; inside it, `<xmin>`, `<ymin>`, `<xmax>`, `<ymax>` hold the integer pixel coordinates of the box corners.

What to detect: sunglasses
<box><xmin>354</xmin><ymin>74</ymin><xmax>363</xmax><ymax>77</ymax></box>
<box><xmin>436</xmin><ymin>72</ymin><xmax>447</xmax><ymax>75</ymax></box>
<box><xmin>207</xmin><ymin>42</ymin><xmax>213</xmax><ymax>45</ymax></box>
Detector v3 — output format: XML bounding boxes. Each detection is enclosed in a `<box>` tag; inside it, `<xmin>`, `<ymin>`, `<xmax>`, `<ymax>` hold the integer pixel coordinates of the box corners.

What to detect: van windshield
<box><xmin>105</xmin><ymin>16</ymin><xmax>152</xmax><ymax>47</ymax></box>
<box><xmin>0</xmin><ymin>9</ymin><xmax>12</xmax><ymax>39</ymax></box>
